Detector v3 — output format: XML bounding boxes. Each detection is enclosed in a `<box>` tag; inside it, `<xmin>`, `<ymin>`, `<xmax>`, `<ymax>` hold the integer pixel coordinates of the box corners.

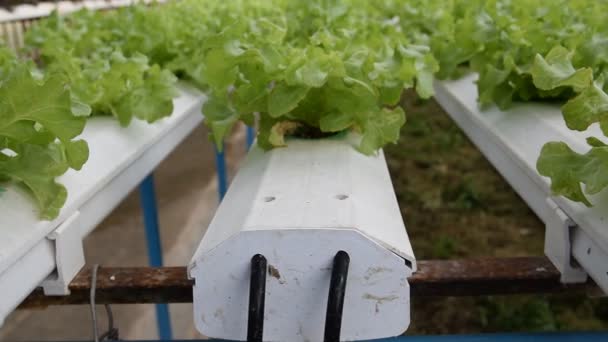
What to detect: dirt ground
<box><xmin>1</xmin><ymin>93</ymin><xmax>607</xmax><ymax>340</ymax></box>
<box><xmin>387</xmin><ymin>91</ymin><xmax>608</xmax><ymax>334</ymax></box>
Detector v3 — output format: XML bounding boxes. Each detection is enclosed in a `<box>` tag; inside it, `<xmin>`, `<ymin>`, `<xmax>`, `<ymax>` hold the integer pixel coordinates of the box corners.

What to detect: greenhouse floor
<box><xmin>0</xmin><ymin>124</ymin><xmax>249</xmax><ymax>341</ymax></box>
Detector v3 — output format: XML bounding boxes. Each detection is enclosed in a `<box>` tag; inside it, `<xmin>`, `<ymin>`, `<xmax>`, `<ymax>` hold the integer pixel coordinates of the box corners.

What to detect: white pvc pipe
<box><xmin>189</xmin><ymin>134</ymin><xmax>416</xmax><ymax>341</ymax></box>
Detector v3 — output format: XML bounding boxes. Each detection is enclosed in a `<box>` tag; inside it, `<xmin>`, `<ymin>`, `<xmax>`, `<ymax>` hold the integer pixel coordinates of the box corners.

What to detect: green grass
<box><xmin>385</xmin><ymin>91</ymin><xmax>608</xmax><ymax>334</ymax></box>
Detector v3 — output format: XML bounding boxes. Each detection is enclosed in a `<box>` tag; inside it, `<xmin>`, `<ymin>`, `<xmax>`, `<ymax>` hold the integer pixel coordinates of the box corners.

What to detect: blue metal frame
<box><xmin>139</xmin><ymin>174</ymin><xmax>173</xmax><ymax>340</ymax></box>
<box><xmin>246</xmin><ymin>126</ymin><xmax>255</xmax><ymax>149</ymax></box>
<box><xmin>214</xmin><ymin>126</ymin><xmax>254</xmax><ymax>202</ymax></box>
<box><xmin>214</xmin><ymin>146</ymin><xmax>228</xmax><ymax>201</ymax></box>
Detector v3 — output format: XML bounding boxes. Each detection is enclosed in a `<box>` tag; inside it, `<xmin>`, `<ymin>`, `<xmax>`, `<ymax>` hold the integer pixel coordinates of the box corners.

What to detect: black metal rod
<box><xmin>324</xmin><ymin>250</ymin><xmax>350</xmax><ymax>342</ymax></box>
<box><xmin>247</xmin><ymin>254</ymin><xmax>267</xmax><ymax>342</ymax></box>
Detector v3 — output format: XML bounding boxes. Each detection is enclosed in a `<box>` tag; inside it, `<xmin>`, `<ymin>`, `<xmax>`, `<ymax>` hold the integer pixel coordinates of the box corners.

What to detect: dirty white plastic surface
<box><xmin>189</xmin><ymin>135</ymin><xmax>416</xmax><ymax>341</ymax></box>
<box><xmin>0</xmin><ymin>0</ymin><xmax>166</xmax><ymax>22</ymax></box>
<box><xmin>0</xmin><ymin>84</ymin><xmax>205</xmax><ymax>325</ymax></box>
<box><xmin>434</xmin><ymin>75</ymin><xmax>608</xmax><ymax>293</ymax></box>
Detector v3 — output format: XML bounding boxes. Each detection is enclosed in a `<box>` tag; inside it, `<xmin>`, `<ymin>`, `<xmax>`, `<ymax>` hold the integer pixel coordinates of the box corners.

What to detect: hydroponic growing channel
<box><xmin>1</xmin><ymin>0</ymin><xmax>608</xmax><ymax>341</ymax></box>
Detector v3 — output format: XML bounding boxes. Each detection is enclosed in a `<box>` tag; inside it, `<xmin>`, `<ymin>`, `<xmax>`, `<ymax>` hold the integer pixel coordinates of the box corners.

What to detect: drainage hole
<box><xmin>335</xmin><ymin>194</ymin><xmax>349</xmax><ymax>200</ymax></box>
<box><xmin>263</xmin><ymin>196</ymin><xmax>276</xmax><ymax>203</ymax></box>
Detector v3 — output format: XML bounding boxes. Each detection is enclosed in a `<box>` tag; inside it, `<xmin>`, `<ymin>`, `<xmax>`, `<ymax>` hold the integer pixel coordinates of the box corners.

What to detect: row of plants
<box><xmin>1</xmin><ymin>0</ymin><xmax>607</xmax><ymax>219</ymax></box>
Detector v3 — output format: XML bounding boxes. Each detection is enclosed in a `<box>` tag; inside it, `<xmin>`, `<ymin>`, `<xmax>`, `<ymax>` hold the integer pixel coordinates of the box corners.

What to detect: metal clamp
<box><xmin>543</xmin><ymin>199</ymin><xmax>587</xmax><ymax>284</ymax></box>
<box><xmin>41</xmin><ymin>211</ymin><xmax>86</xmax><ymax>295</ymax></box>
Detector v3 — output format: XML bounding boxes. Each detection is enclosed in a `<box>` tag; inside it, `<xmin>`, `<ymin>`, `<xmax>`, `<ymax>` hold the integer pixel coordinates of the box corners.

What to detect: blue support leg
<box><xmin>214</xmin><ymin>127</ymin><xmax>253</xmax><ymax>203</ymax></box>
<box><xmin>215</xmin><ymin>145</ymin><xmax>228</xmax><ymax>201</ymax></box>
<box><xmin>139</xmin><ymin>174</ymin><xmax>173</xmax><ymax>340</ymax></box>
<box><xmin>246</xmin><ymin>126</ymin><xmax>255</xmax><ymax>149</ymax></box>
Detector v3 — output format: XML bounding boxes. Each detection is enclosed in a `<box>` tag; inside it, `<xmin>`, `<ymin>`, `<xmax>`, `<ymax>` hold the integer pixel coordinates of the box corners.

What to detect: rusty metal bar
<box><xmin>18</xmin><ymin>257</ymin><xmax>595</xmax><ymax>309</ymax></box>
<box><xmin>20</xmin><ymin>267</ymin><xmax>193</xmax><ymax>308</ymax></box>
<box><xmin>409</xmin><ymin>257</ymin><xmax>595</xmax><ymax>296</ymax></box>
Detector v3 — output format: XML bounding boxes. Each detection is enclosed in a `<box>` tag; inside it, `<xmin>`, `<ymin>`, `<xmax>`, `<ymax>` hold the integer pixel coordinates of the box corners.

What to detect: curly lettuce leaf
<box><xmin>0</xmin><ymin>65</ymin><xmax>89</xmax><ymax>169</ymax></box>
<box><xmin>358</xmin><ymin>107</ymin><xmax>406</xmax><ymax>155</ymax></box>
<box><xmin>20</xmin><ymin>0</ymin><xmax>608</xmax><ymax>208</ymax></box>
<box><xmin>202</xmin><ymin>96</ymin><xmax>240</xmax><ymax>148</ymax></box>
<box><xmin>268</xmin><ymin>83</ymin><xmax>310</xmax><ymax>118</ymax></box>
<box><xmin>562</xmin><ymin>83</ymin><xmax>608</xmax><ymax>136</ymax></box>
<box><xmin>0</xmin><ymin>63</ymin><xmax>89</xmax><ymax>219</ymax></box>
<box><xmin>0</xmin><ymin>143</ymin><xmax>70</xmax><ymax>220</ymax></box>
<box><xmin>530</xmin><ymin>46</ymin><xmax>593</xmax><ymax>92</ymax></box>
<box><xmin>538</xmin><ymin>142</ymin><xmax>608</xmax><ymax>206</ymax></box>
<box><xmin>112</xmin><ymin>65</ymin><xmax>179</xmax><ymax>125</ymax></box>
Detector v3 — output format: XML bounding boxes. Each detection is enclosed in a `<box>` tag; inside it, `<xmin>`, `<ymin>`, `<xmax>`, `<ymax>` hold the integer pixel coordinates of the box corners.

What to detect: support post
<box><xmin>214</xmin><ymin>146</ymin><xmax>228</xmax><ymax>201</ymax></box>
<box><xmin>139</xmin><ymin>174</ymin><xmax>173</xmax><ymax>340</ymax></box>
<box><xmin>246</xmin><ymin>126</ymin><xmax>255</xmax><ymax>149</ymax></box>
